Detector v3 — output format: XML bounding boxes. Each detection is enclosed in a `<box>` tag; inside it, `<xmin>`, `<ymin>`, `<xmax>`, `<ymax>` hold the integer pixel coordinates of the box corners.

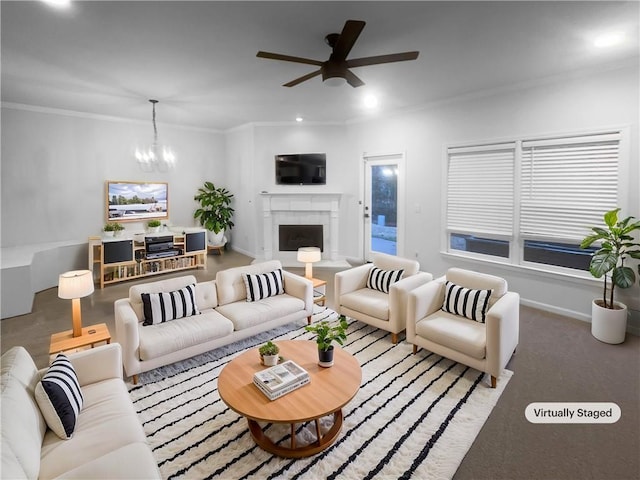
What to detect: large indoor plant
<box><xmin>580</xmin><ymin>208</ymin><xmax>640</xmax><ymax>344</ymax></box>
<box><xmin>193</xmin><ymin>181</ymin><xmax>235</xmax><ymax>246</ymax></box>
<box><xmin>305</xmin><ymin>317</ymin><xmax>349</xmax><ymax>367</ymax></box>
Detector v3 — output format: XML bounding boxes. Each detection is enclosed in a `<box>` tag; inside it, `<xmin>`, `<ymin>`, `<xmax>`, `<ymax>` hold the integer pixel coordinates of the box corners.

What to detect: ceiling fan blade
<box><xmin>257</xmin><ymin>51</ymin><xmax>324</xmax><ymax>67</ymax></box>
<box><xmin>331</xmin><ymin>20</ymin><xmax>366</xmax><ymax>61</ymax></box>
<box><xmin>283</xmin><ymin>69</ymin><xmax>322</xmax><ymax>87</ymax></box>
<box><xmin>344</xmin><ymin>69</ymin><xmax>365</xmax><ymax>88</ymax></box>
<box><xmin>346</xmin><ymin>51</ymin><xmax>420</xmax><ymax>68</ymax></box>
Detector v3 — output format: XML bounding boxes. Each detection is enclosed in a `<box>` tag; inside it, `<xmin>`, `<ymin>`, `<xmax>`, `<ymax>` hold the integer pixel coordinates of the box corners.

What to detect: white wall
<box><xmin>1</xmin><ymin>106</ymin><xmax>225</xmax><ymax>247</ymax></box>
<box><xmin>346</xmin><ymin>63</ymin><xmax>640</xmax><ymax>330</ymax></box>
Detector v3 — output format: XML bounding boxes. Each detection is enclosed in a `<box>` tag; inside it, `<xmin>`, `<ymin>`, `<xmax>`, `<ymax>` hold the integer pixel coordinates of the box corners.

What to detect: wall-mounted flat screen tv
<box><xmin>275</xmin><ymin>153</ymin><xmax>326</xmax><ymax>185</ymax></box>
<box><xmin>106</xmin><ymin>181</ymin><xmax>168</xmax><ymax>222</ymax></box>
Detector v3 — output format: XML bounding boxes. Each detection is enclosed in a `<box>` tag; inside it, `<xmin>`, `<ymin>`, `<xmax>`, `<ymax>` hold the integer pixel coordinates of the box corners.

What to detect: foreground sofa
<box><xmin>115</xmin><ymin>260</ymin><xmax>313</xmax><ymax>383</ymax></box>
<box><xmin>1</xmin><ymin>343</ymin><xmax>160</xmax><ymax>479</ymax></box>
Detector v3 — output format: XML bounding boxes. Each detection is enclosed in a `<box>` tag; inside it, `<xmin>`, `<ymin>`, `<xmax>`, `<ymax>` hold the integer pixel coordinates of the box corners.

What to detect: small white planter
<box><xmin>591</xmin><ymin>299</ymin><xmax>627</xmax><ymax>344</ymax></box>
<box><xmin>208</xmin><ymin>229</ymin><xmax>225</xmax><ymax>246</ymax></box>
<box><xmin>262</xmin><ymin>354</ymin><xmax>279</xmax><ymax>366</ymax></box>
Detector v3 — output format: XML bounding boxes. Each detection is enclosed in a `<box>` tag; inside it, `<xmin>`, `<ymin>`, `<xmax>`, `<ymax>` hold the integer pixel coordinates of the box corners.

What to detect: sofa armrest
<box><xmin>282</xmin><ymin>270</ymin><xmax>313</xmax><ymax>313</ymax></box>
<box><xmin>406</xmin><ymin>279</ymin><xmax>446</xmax><ymax>341</ymax></box>
<box><xmin>114</xmin><ymin>298</ymin><xmax>142</xmax><ymax>378</ymax></box>
<box><xmin>65</xmin><ymin>343</ymin><xmax>123</xmax><ymax>386</ymax></box>
<box><xmin>485</xmin><ymin>291</ymin><xmax>520</xmax><ymax>376</ymax></box>
<box><xmin>334</xmin><ymin>264</ymin><xmax>372</xmax><ymax>299</ymax></box>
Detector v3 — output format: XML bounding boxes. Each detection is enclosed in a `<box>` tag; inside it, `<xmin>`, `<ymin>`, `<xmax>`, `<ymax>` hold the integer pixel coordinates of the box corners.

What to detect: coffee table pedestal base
<box><xmin>248</xmin><ymin>410</ymin><xmax>342</xmax><ymax>458</ymax></box>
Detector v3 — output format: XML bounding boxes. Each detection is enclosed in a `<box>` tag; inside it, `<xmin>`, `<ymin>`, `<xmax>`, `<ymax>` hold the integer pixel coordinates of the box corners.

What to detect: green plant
<box><xmin>104</xmin><ymin>222</ymin><xmax>124</xmax><ymax>232</ymax></box>
<box><xmin>258</xmin><ymin>341</ymin><xmax>279</xmax><ymax>357</ymax></box>
<box><xmin>147</xmin><ymin>219</ymin><xmax>161</xmax><ymax>228</ymax></box>
<box><xmin>581</xmin><ymin>208</ymin><xmax>640</xmax><ymax>309</ymax></box>
<box><xmin>305</xmin><ymin>317</ymin><xmax>349</xmax><ymax>351</ymax></box>
<box><xmin>193</xmin><ymin>181</ymin><xmax>235</xmax><ymax>234</ymax></box>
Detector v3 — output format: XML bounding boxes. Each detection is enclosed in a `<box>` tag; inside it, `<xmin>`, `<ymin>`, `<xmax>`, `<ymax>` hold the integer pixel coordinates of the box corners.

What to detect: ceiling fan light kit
<box><xmin>257</xmin><ymin>19</ymin><xmax>419</xmax><ymax>88</ymax></box>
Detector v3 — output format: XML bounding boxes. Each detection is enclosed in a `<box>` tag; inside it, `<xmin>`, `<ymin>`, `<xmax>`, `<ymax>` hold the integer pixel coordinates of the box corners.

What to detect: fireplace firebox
<box><xmin>278</xmin><ymin>225</ymin><xmax>323</xmax><ymax>252</ymax></box>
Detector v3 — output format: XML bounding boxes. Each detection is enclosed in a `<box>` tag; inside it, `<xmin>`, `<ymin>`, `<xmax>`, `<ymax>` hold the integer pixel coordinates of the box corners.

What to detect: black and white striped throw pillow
<box><xmin>243</xmin><ymin>269</ymin><xmax>284</xmax><ymax>302</ymax></box>
<box><xmin>442</xmin><ymin>281</ymin><xmax>492</xmax><ymax>323</ymax></box>
<box><xmin>35</xmin><ymin>353</ymin><xmax>83</xmax><ymax>439</ymax></box>
<box><xmin>366</xmin><ymin>267</ymin><xmax>404</xmax><ymax>294</ymax></box>
<box><xmin>142</xmin><ymin>284</ymin><xmax>199</xmax><ymax>326</ymax></box>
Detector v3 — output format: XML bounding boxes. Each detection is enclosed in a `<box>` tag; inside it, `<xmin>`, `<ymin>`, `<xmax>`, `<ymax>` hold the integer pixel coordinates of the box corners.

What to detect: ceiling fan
<box><xmin>256</xmin><ymin>19</ymin><xmax>419</xmax><ymax>88</ymax></box>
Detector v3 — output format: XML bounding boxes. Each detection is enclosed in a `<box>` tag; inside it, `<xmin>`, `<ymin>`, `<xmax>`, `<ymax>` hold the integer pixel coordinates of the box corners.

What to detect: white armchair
<box><xmin>334</xmin><ymin>252</ymin><xmax>433</xmax><ymax>343</ymax></box>
<box><xmin>406</xmin><ymin>268</ymin><xmax>519</xmax><ymax>388</ymax></box>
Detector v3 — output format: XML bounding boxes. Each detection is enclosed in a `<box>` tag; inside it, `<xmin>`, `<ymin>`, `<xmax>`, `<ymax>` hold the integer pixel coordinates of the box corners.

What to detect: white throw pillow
<box><xmin>243</xmin><ymin>269</ymin><xmax>284</xmax><ymax>302</ymax></box>
<box><xmin>442</xmin><ymin>281</ymin><xmax>492</xmax><ymax>323</ymax></box>
<box><xmin>142</xmin><ymin>284</ymin><xmax>200</xmax><ymax>326</ymax></box>
<box><xmin>35</xmin><ymin>353</ymin><xmax>83</xmax><ymax>440</ymax></box>
<box><xmin>366</xmin><ymin>267</ymin><xmax>404</xmax><ymax>294</ymax></box>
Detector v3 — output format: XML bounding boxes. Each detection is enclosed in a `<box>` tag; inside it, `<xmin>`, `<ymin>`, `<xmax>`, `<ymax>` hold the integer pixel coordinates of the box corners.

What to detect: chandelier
<box><xmin>135</xmin><ymin>99</ymin><xmax>176</xmax><ymax>172</ymax></box>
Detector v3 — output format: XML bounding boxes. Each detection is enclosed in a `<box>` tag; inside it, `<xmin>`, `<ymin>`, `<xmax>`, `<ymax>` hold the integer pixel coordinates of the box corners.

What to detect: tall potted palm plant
<box><xmin>193</xmin><ymin>181</ymin><xmax>235</xmax><ymax>246</ymax></box>
<box><xmin>580</xmin><ymin>208</ymin><xmax>640</xmax><ymax>344</ymax></box>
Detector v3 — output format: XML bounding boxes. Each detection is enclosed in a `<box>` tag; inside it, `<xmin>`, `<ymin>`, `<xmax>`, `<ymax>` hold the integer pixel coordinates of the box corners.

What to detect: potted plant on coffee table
<box><xmin>305</xmin><ymin>317</ymin><xmax>349</xmax><ymax>367</ymax></box>
<box><xmin>193</xmin><ymin>181</ymin><xmax>235</xmax><ymax>247</ymax></box>
<box><xmin>258</xmin><ymin>341</ymin><xmax>280</xmax><ymax>366</ymax></box>
<box><xmin>581</xmin><ymin>207</ymin><xmax>640</xmax><ymax>344</ymax></box>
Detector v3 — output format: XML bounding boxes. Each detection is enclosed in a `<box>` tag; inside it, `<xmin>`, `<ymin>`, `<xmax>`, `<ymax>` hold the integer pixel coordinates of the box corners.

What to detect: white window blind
<box><xmin>447</xmin><ymin>143</ymin><xmax>515</xmax><ymax>238</ymax></box>
<box><xmin>520</xmin><ymin>132</ymin><xmax>620</xmax><ymax>242</ymax></box>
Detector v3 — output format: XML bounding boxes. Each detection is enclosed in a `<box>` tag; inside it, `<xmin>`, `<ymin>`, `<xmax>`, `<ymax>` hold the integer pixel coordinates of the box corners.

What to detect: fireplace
<box><xmin>279</xmin><ymin>225</ymin><xmax>323</xmax><ymax>252</ymax></box>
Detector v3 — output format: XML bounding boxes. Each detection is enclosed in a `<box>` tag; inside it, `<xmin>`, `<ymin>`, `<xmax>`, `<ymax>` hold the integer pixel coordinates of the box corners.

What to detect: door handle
<box><xmin>364</xmin><ymin>213</ymin><xmax>370</xmax><ymax>218</ymax></box>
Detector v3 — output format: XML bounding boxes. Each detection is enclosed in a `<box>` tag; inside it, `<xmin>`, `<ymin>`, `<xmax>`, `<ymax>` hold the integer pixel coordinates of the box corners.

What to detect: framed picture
<box><xmin>106</xmin><ymin>181</ymin><xmax>168</xmax><ymax>222</ymax></box>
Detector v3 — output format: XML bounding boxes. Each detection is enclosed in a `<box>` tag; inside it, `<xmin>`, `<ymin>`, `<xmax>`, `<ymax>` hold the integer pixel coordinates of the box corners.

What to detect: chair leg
<box><xmin>490</xmin><ymin>375</ymin><xmax>497</xmax><ymax>388</ymax></box>
<box><xmin>132</xmin><ymin>374</ymin><xmax>138</xmax><ymax>385</ymax></box>
<box><xmin>307</xmin><ymin>315</ymin><xmax>312</xmax><ymax>325</ymax></box>
<box><xmin>412</xmin><ymin>344</ymin><xmax>418</xmax><ymax>355</ymax></box>
<box><xmin>391</xmin><ymin>333</ymin><xmax>398</xmax><ymax>344</ymax></box>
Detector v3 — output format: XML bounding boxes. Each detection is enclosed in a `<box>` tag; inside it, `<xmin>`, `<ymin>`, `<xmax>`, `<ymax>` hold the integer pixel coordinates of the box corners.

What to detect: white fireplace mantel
<box><xmin>261</xmin><ymin>192</ymin><xmax>342</xmax><ymax>264</ymax></box>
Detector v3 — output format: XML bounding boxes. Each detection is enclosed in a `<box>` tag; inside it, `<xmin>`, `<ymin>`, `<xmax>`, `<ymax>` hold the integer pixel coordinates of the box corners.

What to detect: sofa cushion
<box><xmin>416</xmin><ymin>311</ymin><xmax>487</xmax><ymax>360</ymax></box>
<box><xmin>215</xmin><ymin>294</ymin><xmax>305</xmax><ymax>330</ymax></box>
<box><xmin>0</xmin><ymin>347</ymin><xmax>47</xmax><ymax>480</ymax></box>
<box><xmin>142</xmin><ymin>284</ymin><xmax>200</xmax><ymax>326</ymax></box>
<box><xmin>242</xmin><ymin>269</ymin><xmax>284</xmax><ymax>302</ymax></box>
<box><xmin>216</xmin><ymin>260</ymin><xmax>283</xmax><ymax>306</ymax></box>
<box><xmin>35</xmin><ymin>353</ymin><xmax>83</xmax><ymax>440</ymax></box>
<box><xmin>39</xmin><ymin>378</ymin><xmax>149</xmax><ymax>479</ymax></box>
<box><xmin>339</xmin><ymin>288</ymin><xmax>390</xmax><ymax>320</ymax></box>
<box><xmin>138</xmin><ymin>309</ymin><xmax>234</xmax><ymax>361</ymax></box>
<box><xmin>129</xmin><ymin>275</ymin><xmax>201</xmax><ymax>322</ymax></box>
<box><xmin>442</xmin><ymin>281</ymin><xmax>492</xmax><ymax>323</ymax></box>
<box><xmin>366</xmin><ymin>267</ymin><xmax>404</xmax><ymax>294</ymax></box>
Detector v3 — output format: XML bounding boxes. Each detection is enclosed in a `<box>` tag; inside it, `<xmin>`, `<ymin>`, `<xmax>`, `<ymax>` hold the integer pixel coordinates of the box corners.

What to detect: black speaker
<box><xmin>185</xmin><ymin>231</ymin><xmax>206</xmax><ymax>252</ymax></box>
<box><xmin>103</xmin><ymin>240</ymin><xmax>133</xmax><ymax>264</ymax></box>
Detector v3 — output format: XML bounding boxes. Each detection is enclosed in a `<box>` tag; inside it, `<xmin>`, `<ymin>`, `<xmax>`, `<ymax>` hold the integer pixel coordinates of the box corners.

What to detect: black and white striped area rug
<box><xmin>129</xmin><ymin>307</ymin><xmax>512</xmax><ymax>480</ymax></box>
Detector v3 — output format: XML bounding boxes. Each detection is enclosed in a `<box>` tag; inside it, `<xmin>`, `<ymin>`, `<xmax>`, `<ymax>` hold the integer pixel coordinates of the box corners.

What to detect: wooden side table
<box><xmin>49</xmin><ymin>323</ymin><xmax>111</xmax><ymax>355</ymax></box>
<box><xmin>311</xmin><ymin>278</ymin><xmax>327</xmax><ymax>306</ymax></box>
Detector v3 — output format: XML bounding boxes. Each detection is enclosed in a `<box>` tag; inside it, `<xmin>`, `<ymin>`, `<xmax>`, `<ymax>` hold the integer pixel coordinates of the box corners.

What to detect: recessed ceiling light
<box><xmin>41</xmin><ymin>0</ymin><xmax>71</xmax><ymax>7</ymax></box>
<box><xmin>593</xmin><ymin>32</ymin><xmax>624</xmax><ymax>48</ymax></box>
<box><xmin>295</xmin><ymin>116</ymin><xmax>303</xmax><ymax>122</ymax></box>
<box><xmin>363</xmin><ymin>94</ymin><xmax>379</xmax><ymax>109</ymax></box>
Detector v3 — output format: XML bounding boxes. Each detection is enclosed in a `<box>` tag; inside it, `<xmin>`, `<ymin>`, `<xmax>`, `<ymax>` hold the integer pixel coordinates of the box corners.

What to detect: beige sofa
<box><xmin>115</xmin><ymin>260</ymin><xmax>313</xmax><ymax>382</ymax></box>
<box><xmin>1</xmin><ymin>343</ymin><xmax>160</xmax><ymax>479</ymax></box>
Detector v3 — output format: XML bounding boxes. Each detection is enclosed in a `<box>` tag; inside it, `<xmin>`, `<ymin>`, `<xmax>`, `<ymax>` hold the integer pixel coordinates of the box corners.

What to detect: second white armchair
<box><xmin>334</xmin><ymin>252</ymin><xmax>433</xmax><ymax>343</ymax></box>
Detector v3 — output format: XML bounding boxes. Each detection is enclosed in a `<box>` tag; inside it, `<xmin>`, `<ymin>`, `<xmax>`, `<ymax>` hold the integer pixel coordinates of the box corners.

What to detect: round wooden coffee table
<box><xmin>218</xmin><ymin>340</ymin><xmax>361</xmax><ymax>458</ymax></box>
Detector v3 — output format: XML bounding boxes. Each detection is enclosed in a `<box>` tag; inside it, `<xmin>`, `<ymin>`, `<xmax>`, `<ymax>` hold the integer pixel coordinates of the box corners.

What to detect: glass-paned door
<box><xmin>364</xmin><ymin>154</ymin><xmax>404</xmax><ymax>261</ymax></box>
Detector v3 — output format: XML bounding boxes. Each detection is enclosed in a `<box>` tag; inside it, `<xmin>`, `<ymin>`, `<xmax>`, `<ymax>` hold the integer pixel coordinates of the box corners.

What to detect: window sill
<box><xmin>440</xmin><ymin>251</ymin><xmax>600</xmax><ymax>288</ymax></box>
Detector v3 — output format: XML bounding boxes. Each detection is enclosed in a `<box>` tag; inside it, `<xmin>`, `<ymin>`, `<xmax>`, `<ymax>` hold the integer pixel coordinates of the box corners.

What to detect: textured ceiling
<box><xmin>1</xmin><ymin>1</ymin><xmax>638</xmax><ymax>130</ymax></box>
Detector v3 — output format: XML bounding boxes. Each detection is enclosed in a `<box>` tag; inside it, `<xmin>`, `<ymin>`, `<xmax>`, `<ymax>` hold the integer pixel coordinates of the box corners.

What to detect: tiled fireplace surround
<box><xmin>260</xmin><ymin>192</ymin><xmax>343</xmax><ymax>267</ymax></box>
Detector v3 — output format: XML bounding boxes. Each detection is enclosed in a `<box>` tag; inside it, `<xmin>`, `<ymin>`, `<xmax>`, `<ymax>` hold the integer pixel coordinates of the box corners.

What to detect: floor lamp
<box><xmin>58</xmin><ymin>270</ymin><xmax>94</xmax><ymax>337</ymax></box>
<box><xmin>297</xmin><ymin>247</ymin><xmax>321</xmax><ymax>279</ymax></box>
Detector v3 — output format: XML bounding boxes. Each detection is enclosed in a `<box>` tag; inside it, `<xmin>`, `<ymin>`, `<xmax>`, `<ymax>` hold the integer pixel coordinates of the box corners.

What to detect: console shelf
<box><xmin>89</xmin><ymin>230</ymin><xmax>207</xmax><ymax>289</ymax></box>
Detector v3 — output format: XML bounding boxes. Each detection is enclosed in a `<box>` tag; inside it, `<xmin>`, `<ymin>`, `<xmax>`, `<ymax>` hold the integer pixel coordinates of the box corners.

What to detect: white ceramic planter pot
<box><xmin>262</xmin><ymin>354</ymin><xmax>279</xmax><ymax>366</ymax></box>
<box><xmin>208</xmin><ymin>229</ymin><xmax>225</xmax><ymax>246</ymax></box>
<box><xmin>591</xmin><ymin>299</ymin><xmax>627</xmax><ymax>344</ymax></box>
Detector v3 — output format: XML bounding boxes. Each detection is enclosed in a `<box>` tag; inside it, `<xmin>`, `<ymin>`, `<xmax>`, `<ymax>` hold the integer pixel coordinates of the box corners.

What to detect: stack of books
<box><xmin>253</xmin><ymin>360</ymin><xmax>310</xmax><ymax>400</ymax></box>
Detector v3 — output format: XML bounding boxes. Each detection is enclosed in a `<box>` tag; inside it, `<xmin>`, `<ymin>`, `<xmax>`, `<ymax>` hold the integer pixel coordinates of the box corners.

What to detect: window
<box><xmin>445</xmin><ymin>131</ymin><xmax>621</xmax><ymax>273</ymax></box>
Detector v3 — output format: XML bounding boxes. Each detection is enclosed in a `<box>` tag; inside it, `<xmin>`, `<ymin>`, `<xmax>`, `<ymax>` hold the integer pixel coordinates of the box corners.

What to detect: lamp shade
<box><xmin>297</xmin><ymin>247</ymin><xmax>321</xmax><ymax>263</ymax></box>
<box><xmin>58</xmin><ymin>270</ymin><xmax>94</xmax><ymax>299</ymax></box>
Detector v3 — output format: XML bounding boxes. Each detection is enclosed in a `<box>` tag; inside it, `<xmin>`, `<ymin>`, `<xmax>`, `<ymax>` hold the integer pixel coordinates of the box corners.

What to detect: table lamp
<box><xmin>58</xmin><ymin>270</ymin><xmax>94</xmax><ymax>337</ymax></box>
<box><xmin>297</xmin><ymin>247</ymin><xmax>321</xmax><ymax>279</ymax></box>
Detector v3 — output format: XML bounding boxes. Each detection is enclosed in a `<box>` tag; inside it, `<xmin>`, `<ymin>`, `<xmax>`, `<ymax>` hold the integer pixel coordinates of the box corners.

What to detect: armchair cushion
<box><xmin>416</xmin><ymin>312</ymin><xmax>487</xmax><ymax>360</ymax></box>
<box><xmin>366</xmin><ymin>267</ymin><xmax>404</xmax><ymax>294</ymax></box>
<box><xmin>242</xmin><ymin>269</ymin><xmax>284</xmax><ymax>302</ymax></box>
<box><xmin>442</xmin><ymin>281</ymin><xmax>492</xmax><ymax>323</ymax></box>
<box><xmin>142</xmin><ymin>284</ymin><xmax>200</xmax><ymax>326</ymax></box>
<box><xmin>34</xmin><ymin>354</ymin><xmax>83</xmax><ymax>440</ymax></box>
